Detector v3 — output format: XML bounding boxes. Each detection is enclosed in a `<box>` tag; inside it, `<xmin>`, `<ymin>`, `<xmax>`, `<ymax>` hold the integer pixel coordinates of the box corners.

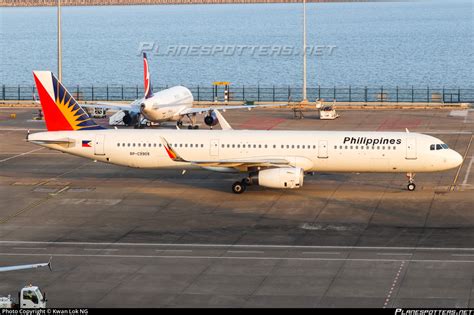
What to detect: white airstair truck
<box><xmin>0</xmin><ymin>285</ymin><xmax>47</xmax><ymax>309</ymax></box>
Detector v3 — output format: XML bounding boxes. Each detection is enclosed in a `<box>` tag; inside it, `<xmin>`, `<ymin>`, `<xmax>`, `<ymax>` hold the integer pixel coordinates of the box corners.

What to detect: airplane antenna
<box><xmin>406</xmin><ymin>128</ymin><xmax>410</xmax><ymax>133</ymax></box>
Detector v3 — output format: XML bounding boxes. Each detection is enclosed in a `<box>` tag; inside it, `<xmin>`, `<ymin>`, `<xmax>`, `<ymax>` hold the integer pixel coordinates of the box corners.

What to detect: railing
<box><xmin>1</xmin><ymin>84</ymin><xmax>473</xmax><ymax>103</ymax></box>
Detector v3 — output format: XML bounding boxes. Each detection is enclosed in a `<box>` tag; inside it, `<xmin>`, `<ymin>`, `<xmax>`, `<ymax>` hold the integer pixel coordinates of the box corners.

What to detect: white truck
<box><xmin>0</xmin><ymin>285</ymin><xmax>47</xmax><ymax>309</ymax></box>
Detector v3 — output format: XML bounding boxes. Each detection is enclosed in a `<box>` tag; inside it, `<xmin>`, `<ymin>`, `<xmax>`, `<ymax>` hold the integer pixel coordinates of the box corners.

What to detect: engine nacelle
<box><xmin>204</xmin><ymin>111</ymin><xmax>218</xmax><ymax>126</ymax></box>
<box><xmin>256</xmin><ymin>167</ymin><xmax>304</xmax><ymax>189</ymax></box>
<box><xmin>123</xmin><ymin>112</ymin><xmax>139</xmax><ymax>126</ymax></box>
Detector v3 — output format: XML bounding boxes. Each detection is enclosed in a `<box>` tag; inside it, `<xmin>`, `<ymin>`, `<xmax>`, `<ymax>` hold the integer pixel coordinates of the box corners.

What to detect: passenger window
<box><xmin>350</xmin><ymin>146</ymin><xmax>353</xmax><ymax>149</ymax></box>
<box><xmin>345</xmin><ymin>146</ymin><xmax>348</xmax><ymax>149</ymax></box>
<box><xmin>297</xmin><ymin>145</ymin><xmax>300</xmax><ymax>149</ymax></box>
<box><xmin>302</xmin><ymin>145</ymin><xmax>305</xmax><ymax>149</ymax></box>
<box><xmin>382</xmin><ymin>146</ymin><xmax>385</xmax><ymax>150</ymax></box>
<box><xmin>201</xmin><ymin>144</ymin><xmax>204</xmax><ymax>148</ymax></box>
<box><xmin>237</xmin><ymin>144</ymin><xmax>240</xmax><ymax>148</ymax></box>
<box><xmin>133</xmin><ymin>143</ymin><xmax>136</xmax><ymax>147</ymax></box>
<box><xmin>265</xmin><ymin>145</ymin><xmax>268</xmax><ymax>148</ymax></box>
<box><xmin>313</xmin><ymin>145</ymin><xmax>316</xmax><ymax>149</ymax></box>
<box><xmin>117</xmin><ymin>143</ymin><xmax>120</xmax><ymax>147</ymax></box>
<box><xmin>232</xmin><ymin>144</ymin><xmax>235</xmax><ymax>148</ymax></box>
<box><xmin>334</xmin><ymin>146</ymin><xmax>337</xmax><ymax>149</ymax></box>
<box><xmin>273</xmin><ymin>145</ymin><xmax>276</xmax><ymax>149</ymax></box>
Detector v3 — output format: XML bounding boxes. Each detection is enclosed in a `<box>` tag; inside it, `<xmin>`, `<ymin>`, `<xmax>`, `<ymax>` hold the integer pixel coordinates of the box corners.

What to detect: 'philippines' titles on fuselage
<box><xmin>343</xmin><ymin>137</ymin><xmax>402</xmax><ymax>146</ymax></box>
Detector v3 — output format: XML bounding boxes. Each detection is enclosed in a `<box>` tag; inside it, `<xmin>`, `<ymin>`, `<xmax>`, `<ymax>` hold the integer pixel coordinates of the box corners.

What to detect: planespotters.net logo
<box><xmin>137</xmin><ymin>43</ymin><xmax>337</xmax><ymax>57</ymax></box>
<box><xmin>395</xmin><ymin>309</ymin><xmax>474</xmax><ymax>315</ymax></box>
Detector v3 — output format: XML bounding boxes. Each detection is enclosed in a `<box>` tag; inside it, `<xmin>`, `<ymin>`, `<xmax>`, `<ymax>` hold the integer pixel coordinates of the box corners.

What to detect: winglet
<box><xmin>159</xmin><ymin>136</ymin><xmax>186</xmax><ymax>162</ymax></box>
<box><xmin>213</xmin><ymin>109</ymin><xmax>233</xmax><ymax>130</ymax></box>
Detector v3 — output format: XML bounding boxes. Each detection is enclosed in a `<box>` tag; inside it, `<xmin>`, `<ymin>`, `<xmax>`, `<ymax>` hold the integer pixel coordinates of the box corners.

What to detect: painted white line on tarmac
<box><xmin>377</xmin><ymin>253</ymin><xmax>412</xmax><ymax>256</ymax></box>
<box><xmin>462</xmin><ymin>157</ymin><xmax>473</xmax><ymax>186</ymax></box>
<box><xmin>0</xmin><ymin>252</ymin><xmax>474</xmax><ymax>264</ymax></box>
<box><xmin>302</xmin><ymin>252</ymin><xmax>341</xmax><ymax>255</ymax></box>
<box><xmin>1</xmin><ymin>241</ymin><xmax>474</xmax><ymax>252</ymax></box>
<box><xmin>0</xmin><ymin>148</ymin><xmax>43</xmax><ymax>163</ymax></box>
<box><xmin>12</xmin><ymin>247</ymin><xmax>46</xmax><ymax>250</ymax></box>
<box><xmin>227</xmin><ymin>250</ymin><xmax>264</xmax><ymax>254</ymax></box>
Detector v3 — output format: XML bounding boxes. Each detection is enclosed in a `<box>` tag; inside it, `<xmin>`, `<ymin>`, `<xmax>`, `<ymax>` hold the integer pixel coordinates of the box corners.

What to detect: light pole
<box><xmin>302</xmin><ymin>0</ymin><xmax>307</xmax><ymax>103</ymax></box>
<box><xmin>57</xmin><ymin>0</ymin><xmax>62</xmax><ymax>82</ymax></box>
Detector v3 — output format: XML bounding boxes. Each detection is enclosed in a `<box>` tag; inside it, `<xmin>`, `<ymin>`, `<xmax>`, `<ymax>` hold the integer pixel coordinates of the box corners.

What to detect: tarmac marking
<box><xmin>383</xmin><ymin>260</ymin><xmax>406</xmax><ymax>308</ymax></box>
<box><xmin>1</xmin><ymin>252</ymin><xmax>474</xmax><ymax>264</ymax></box>
<box><xmin>452</xmin><ymin>254</ymin><xmax>474</xmax><ymax>257</ymax></box>
<box><xmin>1</xmin><ymin>241</ymin><xmax>474</xmax><ymax>252</ymax></box>
<box><xmin>161</xmin><ymin>249</ymin><xmax>193</xmax><ymax>253</ymax></box>
<box><xmin>461</xmin><ymin>157</ymin><xmax>473</xmax><ymax>186</ymax></box>
<box><xmin>0</xmin><ymin>148</ymin><xmax>43</xmax><ymax>163</ymax></box>
<box><xmin>302</xmin><ymin>252</ymin><xmax>341</xmax><ymax>255</ymax></box>
<box><xmin>451</xmin><ymin>135</ymin><xmax>473</xmax><ymax>191</ymax></box>
<box><xmin>377</xmin><ymin>253</ymin><xmax>412</xmax><ymax>256</ymax></box>
<box><xmin>12</xmin><ymin>247</ymin><xmax>46</xmax><ymax>250</ymax></box>
<box><xmin>227</xmin><ymin>250</ymin><xmax>264</xmax><ymax>254</ymax></box>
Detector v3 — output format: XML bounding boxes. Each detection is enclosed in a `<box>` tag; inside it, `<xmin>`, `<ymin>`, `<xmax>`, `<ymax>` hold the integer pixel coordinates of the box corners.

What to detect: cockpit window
<box><xmin>431</xmin><ymin>143</ymin><xmax>449</xmax><ymax>150</ymax></box>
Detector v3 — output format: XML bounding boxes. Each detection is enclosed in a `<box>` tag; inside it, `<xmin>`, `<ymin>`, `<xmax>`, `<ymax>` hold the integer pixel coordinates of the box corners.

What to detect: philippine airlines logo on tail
<box><xmin>143</xmin><ymin>53</ymin><xmax>153</xmax><ymax>99</ymax></box>
<box><xmin>33</xmin><ymin>71</ymin><xmax>104</xmax><ymax>131</ymax></box>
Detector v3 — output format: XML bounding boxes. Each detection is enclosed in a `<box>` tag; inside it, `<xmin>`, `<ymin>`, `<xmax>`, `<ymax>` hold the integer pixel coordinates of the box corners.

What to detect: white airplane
<box><xmin>0</xmin><ymin>258</ymin><xmax>52</xmax><ymax>273</ymax></box>
<box><xmin>29</xmin><ymin>71</ymin><xmax>463</xmax><ymax>193</ymax></box>
<box><xmin>82</xmin><ymin>53</ymin><xmax>286</xmax><ymax>129</ymax></box>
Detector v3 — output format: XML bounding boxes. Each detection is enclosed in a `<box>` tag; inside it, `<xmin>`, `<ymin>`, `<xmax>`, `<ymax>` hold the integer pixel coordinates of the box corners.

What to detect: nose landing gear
<box><xmin>406</xmin><ymin>172</ymin><xmax>416</xmax><ymax>191</ymax></box>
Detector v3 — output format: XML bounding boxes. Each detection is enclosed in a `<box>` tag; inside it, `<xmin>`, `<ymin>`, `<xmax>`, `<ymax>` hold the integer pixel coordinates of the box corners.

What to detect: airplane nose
<box><xmin>451</xmin><ymin>150</ymin><xmax>463</xmax><ymax>168</ymax></box>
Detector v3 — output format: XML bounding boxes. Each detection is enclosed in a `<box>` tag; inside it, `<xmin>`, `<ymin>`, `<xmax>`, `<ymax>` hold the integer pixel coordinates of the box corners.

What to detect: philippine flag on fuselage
<box><xmin>82</xmin><ymin>140</ymin><xmax>92</xmax><ymax>147</ymax></box>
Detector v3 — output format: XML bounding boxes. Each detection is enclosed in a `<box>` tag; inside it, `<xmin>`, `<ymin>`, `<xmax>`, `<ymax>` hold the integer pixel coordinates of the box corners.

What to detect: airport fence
<box><xmin>1</xmin><ymin>84</ymin><xmax>473</xmax><ymax>104</ymax></box>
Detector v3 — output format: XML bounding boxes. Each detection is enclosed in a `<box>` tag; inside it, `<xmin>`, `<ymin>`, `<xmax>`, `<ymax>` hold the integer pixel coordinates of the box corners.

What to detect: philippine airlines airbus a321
<box><xmin>29</xmin><ymin>71</ymin><xmax>463</xmax><ymax>194</ymax></box>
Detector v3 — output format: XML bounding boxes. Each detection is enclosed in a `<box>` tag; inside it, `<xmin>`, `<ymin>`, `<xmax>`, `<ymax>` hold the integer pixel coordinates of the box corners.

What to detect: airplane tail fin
<box><xmin>33</xmin><ymin>71</ymin><xmax>104</xmax><ymax>131</ymax></box>
<box><xmin>143</xmin><ymin>52</ymin><xmax>153</xmax><ymax>99</ymax></box>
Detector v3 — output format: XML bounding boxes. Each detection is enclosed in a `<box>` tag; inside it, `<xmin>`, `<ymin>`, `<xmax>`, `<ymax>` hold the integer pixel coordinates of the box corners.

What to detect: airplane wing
<box><xmin>0</xmin><ymin>258</ymin><xmax>52</xmax><ymax>272</ymax></box>
<box><xmin>160</xmin><ymin>136</ymin><xmax>290</xmax><ymax>171</ymax></box>
<box><xmin>80</xmin><ymin>102</ymin><xmax>136</xmax><ymax>111</ymax></box>
<box><xmin>178</xmin><ymin>103</ymin><xmax>288</xmax><ymax>116</ymax></box>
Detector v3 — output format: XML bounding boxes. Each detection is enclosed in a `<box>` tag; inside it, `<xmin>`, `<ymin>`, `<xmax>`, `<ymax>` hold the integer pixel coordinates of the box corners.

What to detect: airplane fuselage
<box><xmin>28</xmin><ymin>129</ymin><xmax>462</xmax><ymax>174</ymax></box>
<box><xmin>139</xmin><ymin>86</ymin><xmax>194</xmax><ymax>122</ymax></box>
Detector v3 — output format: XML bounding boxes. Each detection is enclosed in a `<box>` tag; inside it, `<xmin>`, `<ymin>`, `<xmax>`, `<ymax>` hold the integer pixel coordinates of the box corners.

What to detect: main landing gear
<box><xmin>406</xmin><ymin>172</ymin><xmax>416</xmax><ymax>191</ymax></box>
<box><xmin>177</xmin><ymin>114</ymin><xmax>199</xmax><ymax>129</ymax></box>
<box><xmin>232</xmin><ymin>177</ymin><xmax>253</xmax><ymax>194</ymax></box>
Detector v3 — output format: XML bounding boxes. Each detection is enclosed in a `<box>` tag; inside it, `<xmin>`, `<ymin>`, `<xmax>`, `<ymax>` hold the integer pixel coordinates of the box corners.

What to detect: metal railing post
<box><xmin>18</xmin><ymin>85</ymin><xmax>20</xmax><ymax>100</ymax></box>
<box><xmin>273</xmin><ymin>85</ymin><xmax>275</xmax><ymax>102</ymax></box>
<box><xmin>427</xmin><ymin>86</ymin><xmax>430</xmax><ymax>103</ymax></box>
<box><xmin>197</xmin><ymin>85</ymin><xmax>200</xmax><ymax>102</ymax></box>
<box><xmin>2</xmin><ymin>85</ymin><xmax>5</xmax><ymax>100</ymax></box>
<box><xmin>257</xmin><ymin>85</ymin><xmax>260</xmax><ymax>102</ymax></box>
<box><xmin>106</xmin><ymin>85</ymin><xmax>109</xmax><ymax>101</ymax></box>
<box><xmin>318</xmin><ymin>85</ymin><xmax>321</xmax><ymax>100</ymax></box>
<box><xmin>365</xmin><ymin>86</ymin><xmax>367</xmax><ymax>103</ymax></box>
<box><xmin>349</xmin><ymin>86</ymin><xmax>351</xmax><ymax>102</ymax></box>
<box><xmin>242</xmin><ymin>85</ymin><xmax>245</xmax><ymax>101</ymax></box>
<box><xmin>396</xmin><ymin>86</ymin><xmax>399</xmax><ymax>103</ymax></box>
<box><xmin>411</xmin><ymin>86</ymin><xmax>414</xmax><ymax>103</ymax></box>
<box><xmin>121</xmin><ymin>85</ymin><xmax>124</xmax><ymax>100</ymax></box>
<box><xmin>91</xmin><ymin>85</ymin><xmax>94</xmax><ymax>101</ymax></box>
<box><xmin>136</xmin><ymin>85</ymin><xmax>139</xmax><ymax>99</ymax></box>
<box><xmin>458</xmin><ymin>88</ymin><xmax>461</xmax><ymax>103</ymax></box>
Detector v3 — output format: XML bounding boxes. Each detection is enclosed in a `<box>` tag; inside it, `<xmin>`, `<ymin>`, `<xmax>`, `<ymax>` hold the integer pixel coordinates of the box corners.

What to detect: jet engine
<box><xmin>254</xmin><ymin>167</ymin><xmax>304</xmax><ymax>189</ymax></box>
<box><xmin>204</xmin><ymin>111</ymin><xmax>218</xmax><ymax>127</ymax></box>
<box><xmin>122</xmin><ymin>112</ymin><xmax>139</xmax><ymax>126</ymax></box>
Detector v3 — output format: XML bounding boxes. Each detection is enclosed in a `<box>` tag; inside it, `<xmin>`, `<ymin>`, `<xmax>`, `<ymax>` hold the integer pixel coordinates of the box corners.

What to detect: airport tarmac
<box><xmin>0</xmin><ymin>107</ymin><xmax>473</xmax><ymax>308</ymax></box>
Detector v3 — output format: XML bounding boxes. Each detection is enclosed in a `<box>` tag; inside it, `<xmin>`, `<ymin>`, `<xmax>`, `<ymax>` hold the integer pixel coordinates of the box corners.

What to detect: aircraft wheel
<box><xmin>188</xmin><ymin>125</ymin><xmax>193</xmax><ymax>129</ymax></box>
<box><xmin>194</xmin><ymin>125</ymin><xmax>199</xmax><ymax>129</ymax></box>
<box><xmin>407</xmin><ymin>183</ymin><xmax>416</xmax><ymax>191</ymax></box>
<box><xmin>232</xmin><ymin>181</ymin><xmax>246</xmax><ymax>194</ymax></box>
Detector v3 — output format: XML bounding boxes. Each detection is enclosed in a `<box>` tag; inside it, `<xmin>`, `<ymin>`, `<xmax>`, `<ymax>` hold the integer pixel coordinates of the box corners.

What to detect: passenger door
<box><xmin>406</xmin><ymin>137</ymin><xmax>417</xmax><ymax>160</ymax></box>
<box><xmin>94</xmin><ymin>135</ymin><xmax>105</xmax><ymax>156</ymax></box>
<box><xmin>210</xmin><ymin>139</ymin><xmax>219</xmax><ymax>157</ymax></box>
<box><xmin>318</xmin><ymin>140</ymin><xmax>328</xmax><ymax>159</ymax></box>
